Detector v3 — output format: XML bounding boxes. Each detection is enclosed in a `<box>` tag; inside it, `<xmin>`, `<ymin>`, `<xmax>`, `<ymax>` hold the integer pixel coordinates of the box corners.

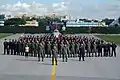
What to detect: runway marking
<box><xmin>51</xmin><ymin>58</ymin><xmax>56</xmax><ymax>80</ymax></box>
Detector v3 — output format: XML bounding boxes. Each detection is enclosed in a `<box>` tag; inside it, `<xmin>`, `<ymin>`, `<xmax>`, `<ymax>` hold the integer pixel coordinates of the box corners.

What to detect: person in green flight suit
<box><xmin>62</xmin><ymin>43</ymin><xmax>68</xmax><ymax>62</ymax></box>
<box><xmin>32</xmin><ymin>40</ymin><xmax>36</xmax><ymax>57</ymax></box>
<box><xmin>52</xmin><ymin>43</ymin><xmax>58</xmax><ymax>65</ymax></box>
<box><xmin>38</xmin><ymin>41</ymin><xmax>44</xmax><ymax>62</ymax></box>
<box><xmin>35</xmin><ymin>41</ymin><xmax>39</xmax><ymax>57</ymax></box>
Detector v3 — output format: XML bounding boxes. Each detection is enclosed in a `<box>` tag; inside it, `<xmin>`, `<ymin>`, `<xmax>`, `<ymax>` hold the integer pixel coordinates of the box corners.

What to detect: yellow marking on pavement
<box><xmin>51</xmin><ymin>58</ymin><xmax>56</xmax><ymax>80</ymax></box>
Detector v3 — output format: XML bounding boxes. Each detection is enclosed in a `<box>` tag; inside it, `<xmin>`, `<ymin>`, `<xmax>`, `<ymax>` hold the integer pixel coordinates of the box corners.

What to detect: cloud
<box><xmin>66</xmin><ymin>0</ymin><xmax>120</xmax><ymax>19</ymax></box>
<box><xmin>0</xmin><ymin>1</ymin><xmax>68</xmax><ymax>16</ymax></box>
<box><xmin>52</xmin><ymin>2</ymin><xmax>68</xmax><ymax>13</ymax></box>
<box><xmin>0</xmin><ymin>0</ymin><xmax>120</xmax><ymax>19</ymax></box>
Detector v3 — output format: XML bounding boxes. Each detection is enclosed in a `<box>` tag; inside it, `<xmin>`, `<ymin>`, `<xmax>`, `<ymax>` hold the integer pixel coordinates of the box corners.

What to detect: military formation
<box><xmin>3</xmin><ymin>35</ymin><xmax>117</xmax><ymax>65</ymax></box>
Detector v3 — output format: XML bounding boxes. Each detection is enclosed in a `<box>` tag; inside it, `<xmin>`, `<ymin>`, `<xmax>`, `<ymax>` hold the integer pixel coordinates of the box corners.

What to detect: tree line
<box><xmin>4</xmin><ymin>16</ymin><xmax>61</xmax><ymax>27</ymax></box>
<box><xmin>3</xmin><ymin>16</ymin><xmax>120</xmax><ymax>27</ymax></box>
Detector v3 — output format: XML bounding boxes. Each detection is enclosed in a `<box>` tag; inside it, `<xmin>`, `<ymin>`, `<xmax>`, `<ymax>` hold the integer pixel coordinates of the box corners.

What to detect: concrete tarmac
<box><xmin>0</xmin><ymin>34</ymin><xmax>120</xmax><ymax>80</ymax></box>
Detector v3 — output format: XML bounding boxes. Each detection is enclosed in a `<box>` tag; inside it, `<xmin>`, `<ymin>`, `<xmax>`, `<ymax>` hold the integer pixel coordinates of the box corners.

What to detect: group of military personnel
<box><xmin>3</xmin><ymin>35</ymin><xmax>117</xmax><ymax>65</ymax></box>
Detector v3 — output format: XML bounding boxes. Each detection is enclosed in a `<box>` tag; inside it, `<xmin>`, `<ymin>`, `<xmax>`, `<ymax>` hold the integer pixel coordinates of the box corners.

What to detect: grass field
<box><xmin>96</xmin><ymin>35</ymin><xmax>120</xmax><ymax>44</ymax></box>
<box><xmin>0</xmin><ymin>33</ymin><xmax>12</xmax><ymax>39</ymax></box>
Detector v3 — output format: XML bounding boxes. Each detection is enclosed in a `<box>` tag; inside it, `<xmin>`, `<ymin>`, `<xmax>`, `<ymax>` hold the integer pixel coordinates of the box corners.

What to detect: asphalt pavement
<box><xmin>0</xmin><ymin>34</ymin><xmax>120</xmax><ymax>80</ymax></box>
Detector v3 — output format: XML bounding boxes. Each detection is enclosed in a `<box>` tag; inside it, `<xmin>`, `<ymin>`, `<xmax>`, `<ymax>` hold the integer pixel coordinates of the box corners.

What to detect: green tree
<box><xmin>4</xmin><ymin>18</ymin><xmax>26</xmax><ymax>26</ymax></box>
<box><xmin>102</xmin><ymin>18</ymin><xmax>114</xmax><ymax>25</ymax></box>
<box><xmin>37</xmin><ymin>16</ymin><xmax>61</xmax><ymax>27</ymax></box>
<box><xmin>38</xmin><ymin>18</ymin><xmax>47</xmax><ymax>26</ymax></box>
<box><xmin>53</xmin><ymin>17</ymin><xmax>61</xmax><ymax>22</ymax></box>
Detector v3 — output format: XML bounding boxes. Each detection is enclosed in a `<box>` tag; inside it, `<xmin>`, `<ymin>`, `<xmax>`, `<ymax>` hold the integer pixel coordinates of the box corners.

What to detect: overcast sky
<box><xmin>0</xmin><ymin>0</ymin><xmax>120</xmax><ymax>19</ymax></box>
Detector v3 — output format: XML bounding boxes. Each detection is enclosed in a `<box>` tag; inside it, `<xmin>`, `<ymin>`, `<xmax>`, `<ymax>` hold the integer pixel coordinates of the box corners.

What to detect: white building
<box><xmin>0</xmin><ymin>20</ymin><xmax>4</xmax><ymax>26</ymax></box>
<box><xmin>0</xmin><ymin>14</ymin><xmax>5</xmax><ymax>26</ymax></box>
<box><xmin>66</xmin><ymin>19</ymin><xmax>108</xmax><ymax>27</ymax></box>
<box><xmin>20</xmin><ymin>20</ymin><xmax>39</xmax><ymax>27</ymax></box>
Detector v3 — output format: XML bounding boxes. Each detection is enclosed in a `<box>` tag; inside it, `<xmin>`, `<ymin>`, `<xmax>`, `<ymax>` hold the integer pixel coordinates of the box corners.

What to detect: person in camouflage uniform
<box><xmin>52</xmin><ymin>43</ymin><xmax>58</xmax><ymax>65</ymax></box>
<box><xmin>19</xmin><ymin>40</ymin><xmax>22</xmax><ymax>56</ymax></box>
<box><xmin>38</xmin><ymin>41</ymin><xmax>45</xmax><ymax>62</ymax></box>
<box><xmin>28</xmin><ymin>40</ymin><xmax>33</xmax><ymax>57</ymax></box>
<box><xmin>34</xmin><ymin>41</ymin><xmax>39</xmax><ymax>57</ymax></box>
<box><xmin>16</xmin><ymin>40</ymin><xmax>20</xmax><ymax>55</ymax></box>
<box><xmin>97</xmin><ymin>41</ymin><xmax>103</xmax><ymax>57</ymax></box>
<box><xmin>93</xmin><ymin>41</ymin><xmax>97</xmax><ymax>57</ymax></box>
<box><xmin>32</xmin><ymin>40</ymin><xmax>36</xmax><ymax>57</ymax></box>
<box><xmin>46</xmin><ymin>40</ymin><xmax>51</xmax><ymax>58</ymax></box>
<box><xmin>8</xmin><ymin>39</ymin><xmax>12</xmax><ymax>55</ymax></box>
<box><xmin>72</xmin><ymin>40</ymin><xmax>76</xmax><ymax>57</ymax></box>
<box><xmin>42</xmin><ymin>40</ymin><xmax>45</xmax><ymax>57</ymax></box>
<box><xmin>62</xmin><ymin>43</ymin><xmax>68</xmax><ymax>62</ymax></box>
<box><xmin>57</xmin><ymin>40</ymin><xmax>61</xmax><ymax>58</ymax></box>
<box><xmin>79</xmin><ymin>42</ymin><xmax>85</xmax><ymax>61</ymax></box>
<box><xmin>11</xmin><ymin>39</ymin><xmax>15</xmax><ymax>55</ymax></box>
<box><xmin>66</xmin><ymin>40</ymin><xmax>70</xmax><ymax>58</ymax></box>
<box><xmin>75</xmin><ymin>40</ymin><xmax>80</xmax><ymax>57</ymax></box>
<box><xmin>87</xmin><ymin>40</ymin><xmax>91</xmax><ymax>57</ymax></box>
<box><xmin>47</xmin><ymin>40</ymin><xmax>52</xmax><ymax>58</ymax></box>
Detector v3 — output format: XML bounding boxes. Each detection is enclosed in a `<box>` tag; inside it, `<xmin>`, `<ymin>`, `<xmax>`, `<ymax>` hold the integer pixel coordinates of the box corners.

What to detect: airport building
<box><xmin>66</xmin><ymin>19</ymin><xmax>108</xmax><ymax>27</ymax></box>
<box><xmin>0</xmin><ymin>14</ymin><xmax>5</xmax><ymax>26</ymax></box>
<box><xmin>20</xmin><ymin>20</ymin><xmax>39</xmax><ymax>27</ymax></box>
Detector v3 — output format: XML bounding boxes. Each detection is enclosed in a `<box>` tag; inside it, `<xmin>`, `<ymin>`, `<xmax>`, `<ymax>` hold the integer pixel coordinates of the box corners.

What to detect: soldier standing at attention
<box><xmin>57</xmin><ymin>40</ymin><xmax>61</xmax><ymax>58</ymax></box>
<box><xmin>20</xmin><ymin>40</ymin><xmax>24</xmax><ymax>56</ymax></box>
<box><xmin>111</xmin><ymin>42</ymin><xmax>117</xmax><ymax>57</ymax></box>
<box><xmin>79</xmin><ymin>43</ymin><xmax>85</xmax><ymax>61</ymax></box>
<box><xmin>76</xmin><ymin>40</ymin><xmax>80</xmax><ymax>57</ymax></box>
<box><xmin>71</xmin><ymin>40</ymin><xmax>75</xmax><ymax>57</ymax></box>
<box><xmin>107</xmin><ymin>42</ymin><xmax>111</xmax><ymax>57</ymax></box>
<box><xmin>90</xmin><ymin>40</ymin><xmax>94</xmax><ymax>57</ymax></box>
<box><xmin>11</xmin><ymin>39</ymin><xmax>15</xmax><ymax>55</ymax></box>
<box><xmin>16</xmin><ymin>40</ymin><xmax>20</xmax><ymax>55</ymax></box>
<box><xmin>27</xmin><ymin>40</ymin><xmax>31</xmax><ymax>57</ymax></box>
<box><xmin>29</xmin><ymin>40</ymin><xmax>32</xmax><ymax>57</ymax></box>
<box><xmin>31</xmin><ymin>40</ymin><xmax>35</xmax><ymax>57</ymax></box>
<box><xmin>52</xmin><ymin>44</ymin><xmax>58</xmax><ymax>65</ymax></box>
<box><xmin>47</xmin><ymin>40</ymin><xmax>52</xmax><ymax>58</ymax></box>
<box><xmin>8</xmin><ymin>39</ymin><xmax>12</xmax><ymax>55</ymax></box>
<box><xmin>66</xmin><ymin>40</ymin><xmax>70</xmax><ymax>58</ymax></box>
<box><xmin>3</xmin><ymin>39</ymin><xmax>8</xmax><ymax>55</ymax></box>
<box><xmin>103</xmin><ymin>42</ymin><xmax>108</xmax><ymax>57</ymax></box>
<box><xmin>22</xmin><ymin>40</ymin><xmax>26</xmax><ymax>56</ymax></box>
<box><xmin>62</xmin><ymin>43</ymin><xmax>68</xmax><ymax>62</ymax></box>
<box><xmin>69</xmin><ymin>40</ymin><xmax>72</xmax><ymax>57</ymax></box>
<box><xmin>19</xmin><ymin>40</ymin><xmax>22</xmax><ymax>56</ymax></box>
<box><xmin>42</xmin><ymin>40</ymin><xmax>45</xmax><ymax>57</ymax></box>
<box><xmin>38</xmin><ymin>41</ymin><xmax>44</xmax><ymax>62</ymax></box>
<box><xmin>14</xmin><ymin>40</ymin><xmax>17</xmax><ymax>55</ymax></box>
<box><xmin>97</xmin><ymin>41</ymin><xmax>102</xmax><ymax>57</ymax></box>
<box><xmin>87</xmin><ymin>40</ymin><xmax>91</xmax><ymax>57</ymax></box>
<box><xmin>25</xmin><ymin>45</ymin><xmax>29</xmax><ymax>58</ymax></box>
<box><xmin>35</xmin><ymin>41</ymin><xmax>39</xmax><ymax>57</ymax></box>
<box><xmin>45</xmin><ymin>40</ymin><xmax>48</xmax><ymax>58</ymax></box>
<box><xmin>93</xmin><ymin>41</ymin><xmax>97</xmax><ymax>57</ymax></box>
<box><xmin>60</xmin><ymin>40</ymin><xmax>64</xmax><ymax>58</ymax></box>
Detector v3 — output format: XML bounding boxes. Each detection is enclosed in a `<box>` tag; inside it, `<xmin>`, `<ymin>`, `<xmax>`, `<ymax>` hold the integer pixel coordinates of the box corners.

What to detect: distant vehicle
<box><xmin>52</xmin><ymin>29</ymin><xmax>62</xmax><ymax>38</ymax></box>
